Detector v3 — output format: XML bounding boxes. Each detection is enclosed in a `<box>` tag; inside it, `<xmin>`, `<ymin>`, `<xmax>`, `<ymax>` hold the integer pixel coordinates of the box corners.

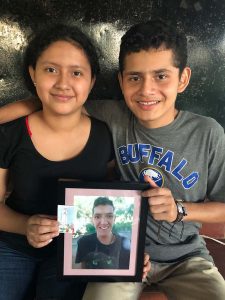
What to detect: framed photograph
<box><xmin>57</xmin><ymin>180</ymin><xmax>149</xmax><ymax>282</ymax></box>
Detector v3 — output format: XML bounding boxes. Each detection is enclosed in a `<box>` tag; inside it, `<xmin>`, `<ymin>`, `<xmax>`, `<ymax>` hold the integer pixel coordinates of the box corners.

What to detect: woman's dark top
<box><xmin>0</xmin><ymin>116</ymin><xmax>114</xmax><ymax>258</ymax></box>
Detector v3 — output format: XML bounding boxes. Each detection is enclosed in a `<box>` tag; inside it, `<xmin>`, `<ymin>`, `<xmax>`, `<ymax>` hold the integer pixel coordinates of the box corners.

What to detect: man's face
<box><xmin>119</xmin><ymin>49</ymin><xmax>191</xmax><ymax>128</ymax></box>
<box><xmin>92</xmin><ymin>205</ymin><xmax>115</xmax><ymax>238</ymax></box>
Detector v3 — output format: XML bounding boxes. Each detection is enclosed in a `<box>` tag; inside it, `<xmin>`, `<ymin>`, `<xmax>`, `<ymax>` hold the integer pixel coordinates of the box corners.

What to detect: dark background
<box><xmin>0</xmin><ymin>0</ymin><xmax>225</xmax><ymax>128</ymax></box>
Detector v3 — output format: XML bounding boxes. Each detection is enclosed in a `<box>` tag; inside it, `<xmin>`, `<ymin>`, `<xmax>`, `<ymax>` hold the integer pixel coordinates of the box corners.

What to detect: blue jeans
<box><xmin>0</xmin><ymin>241</ymin><xmax>86</xmax><ymax>300</ymax></box>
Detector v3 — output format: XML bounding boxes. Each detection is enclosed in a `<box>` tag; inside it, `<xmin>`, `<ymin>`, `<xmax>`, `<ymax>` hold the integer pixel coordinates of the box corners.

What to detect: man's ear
<box><xmin>178</xmin><ymin>67</ymin><xmax>191</xmax><ymax>94</ymax></box>
<box><xmin>118</xmin><ymin>72</ymin><xmax>124</xmax><ymax>92</ymax></box>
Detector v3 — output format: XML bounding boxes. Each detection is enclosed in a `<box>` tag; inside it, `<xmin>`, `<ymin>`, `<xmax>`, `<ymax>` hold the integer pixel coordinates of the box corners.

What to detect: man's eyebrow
<box><xmin>123</xmin><ymin>71</ymin><xmax>142</xmax><ymax>75</ymax></box>
<box><xmin>123</xmin><ymin>71</ymin><xmax>145</xmax><ymax>78</ymax></box>
<box><xmin>124</xmin><ymin>68</ymin><xmax>172</xmax><ymax>75</ymax></box>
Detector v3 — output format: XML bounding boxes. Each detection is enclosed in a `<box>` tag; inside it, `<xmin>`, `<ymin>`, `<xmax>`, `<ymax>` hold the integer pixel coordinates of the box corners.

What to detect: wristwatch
<box><xmin>173</xmin><ymin>199</ymin><xmax>187</xmax><ymax>223</ymax></box>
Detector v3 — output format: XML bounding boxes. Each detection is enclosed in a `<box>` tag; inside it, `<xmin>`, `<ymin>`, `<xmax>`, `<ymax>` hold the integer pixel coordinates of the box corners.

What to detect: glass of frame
<box><xmin>57</xmin><ymin>179</ymin><xmax>149</xmax><ymax>282</ymax></box>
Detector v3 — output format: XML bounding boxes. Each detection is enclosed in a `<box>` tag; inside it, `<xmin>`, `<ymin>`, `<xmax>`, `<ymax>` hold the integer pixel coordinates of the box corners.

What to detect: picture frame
<box><xmin>57</xmin><ymin>179</ymin><xmax>149</xmax><ymax>282</ymax></box>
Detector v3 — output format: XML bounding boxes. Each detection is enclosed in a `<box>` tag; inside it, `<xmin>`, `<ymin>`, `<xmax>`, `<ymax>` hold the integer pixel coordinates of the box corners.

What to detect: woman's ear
<box><xmin>178</xmin><ymin>67</ymin><xmax>191</xmax><ymax>94</ymax></box>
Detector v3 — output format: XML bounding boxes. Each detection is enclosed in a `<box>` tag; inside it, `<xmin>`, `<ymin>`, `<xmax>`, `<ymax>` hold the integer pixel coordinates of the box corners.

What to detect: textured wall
<box><xmin>0</xmin><ymin>0</ymin><xmax>225</xmax><ymax>128</ymax></box>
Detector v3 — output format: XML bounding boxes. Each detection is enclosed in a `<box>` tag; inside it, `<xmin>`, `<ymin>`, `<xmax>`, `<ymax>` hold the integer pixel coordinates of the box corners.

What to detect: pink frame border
<box><xmin>63</xmin><ymin>187</ymin><xmax>141</xmax><ymax>276</ymax></box>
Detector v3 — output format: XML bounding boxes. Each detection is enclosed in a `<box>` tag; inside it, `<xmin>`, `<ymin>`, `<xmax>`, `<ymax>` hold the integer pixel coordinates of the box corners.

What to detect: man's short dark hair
<box><xmin>92</xmin><ymin>197</ymin><xmax>114</xmax><ymax>214</ymax></box>
<box><xmin>119</xmin><ymin>19</ymin><xmax>187</xmax><ymax>75</ymax></box>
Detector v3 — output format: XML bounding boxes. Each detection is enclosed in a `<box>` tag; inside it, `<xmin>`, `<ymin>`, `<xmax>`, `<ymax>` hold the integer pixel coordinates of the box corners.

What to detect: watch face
<box><xmin>174</xmin><ymin>201</ymin><xmax>187</xmax><ymax>223</ymax></box>
<box><xmin>177</xmin><ymin>203</ymin><xmax>183</xmax><ymax>214</ymax></box>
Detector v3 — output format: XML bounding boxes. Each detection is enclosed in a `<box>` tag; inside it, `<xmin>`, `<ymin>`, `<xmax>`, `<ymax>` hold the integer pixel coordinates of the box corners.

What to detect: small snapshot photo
<box><xmin>57</xmin><ymin>180</ymin><xmax>148</xmax><ymax>282</ymax></box>
<box><xmin>58</xmin><ymin>205</ymin><xmax>76</xmax><ymax>234</ymax></box>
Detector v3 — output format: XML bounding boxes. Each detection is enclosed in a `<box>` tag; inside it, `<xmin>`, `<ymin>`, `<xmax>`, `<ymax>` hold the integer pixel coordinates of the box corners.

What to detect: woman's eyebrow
<box><xmin>39</xmin><ymin>61</ymin><xmax>86</xmax><ymax>69</ymax></box>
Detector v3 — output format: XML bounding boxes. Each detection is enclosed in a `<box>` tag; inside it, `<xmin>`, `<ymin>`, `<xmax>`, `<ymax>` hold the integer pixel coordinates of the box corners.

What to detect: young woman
<box><xmin>0</xmin><ymin>24</ymin><xmax>114</xmax><ymax>300</ymax></box>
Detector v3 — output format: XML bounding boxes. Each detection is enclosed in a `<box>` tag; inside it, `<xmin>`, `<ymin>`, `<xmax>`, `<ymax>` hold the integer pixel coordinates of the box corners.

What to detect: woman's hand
<box><xmin>26</xmin><ymin>214</ymin><xmax>59</xmax><ymax>248</ymax></box>
<box><xmin>142</xmin><ymin>253</ymin><xmax>151</xmax><ymax>279</ymax></box>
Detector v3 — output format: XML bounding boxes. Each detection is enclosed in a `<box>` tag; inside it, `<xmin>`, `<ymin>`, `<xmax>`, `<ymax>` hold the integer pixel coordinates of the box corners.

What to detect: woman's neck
<box><xmin>27</xmin><ymin>110</ymin><xmax>91</xmax><ymax>161</ymax></box>
<box><xmin>38</xmin><ymin>108</ymin><xmax>85</xmax><ymax>133</ymax></box>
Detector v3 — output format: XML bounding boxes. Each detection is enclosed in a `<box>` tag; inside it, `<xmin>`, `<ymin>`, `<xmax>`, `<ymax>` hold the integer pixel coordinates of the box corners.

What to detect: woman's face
<box><xmin>29</xmin><ymin>40</ymin><xmax>95</xmax><ymax>116</ymax></box>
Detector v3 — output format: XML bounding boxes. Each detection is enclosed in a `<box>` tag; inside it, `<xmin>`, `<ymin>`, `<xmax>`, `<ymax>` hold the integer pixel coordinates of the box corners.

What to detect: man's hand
<box><xmin>142</xmin><ymin>253</ymin><xmax>151</xmax><ymax>279</ymax></box>
<box><xmin>142</xmin><ymin>176</ymin><xmax>177</xmax><ymax>223</ymax></box>
<box><xmin>26</xmin><ymin>214</ymin><xmax>59</xmax><ymax>248</ymax></box>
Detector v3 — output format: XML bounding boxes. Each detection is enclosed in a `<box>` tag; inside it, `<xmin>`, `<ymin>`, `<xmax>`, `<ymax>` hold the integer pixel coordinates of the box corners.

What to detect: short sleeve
<box><xmin>75</xmin><ymin>238</ymin><xmax>82</xmax><ymax>263</ymax></box>
<box><xmin>207</xmin><ymin>121</ymin><xmax>225</xmax><ymax>201</ymax></box>
<box><xmin>0</xmin><ymin>118</ymin><xmax>24</xmax><ymax>169</ymax></box>
<box><xmin>85</xmin><ymin>100</ymin><xmax>129</xmax><ymax>129</ymax></box>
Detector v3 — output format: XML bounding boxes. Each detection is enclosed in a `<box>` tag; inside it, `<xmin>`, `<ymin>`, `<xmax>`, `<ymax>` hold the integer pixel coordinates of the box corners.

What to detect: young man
<box><xmin>75</xmin><ymin>197</ymin><xmax>130</xmax><ymax>269</ymax></box>
<box><xmin>82</xmin><ymin>19</ymin><xmax>225</xmax><ymax>300</ymax></box>
<box><xmin>0</xmin><ymin>19</ymin><xmax>225</xmax><ymax>299</ymax></box>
